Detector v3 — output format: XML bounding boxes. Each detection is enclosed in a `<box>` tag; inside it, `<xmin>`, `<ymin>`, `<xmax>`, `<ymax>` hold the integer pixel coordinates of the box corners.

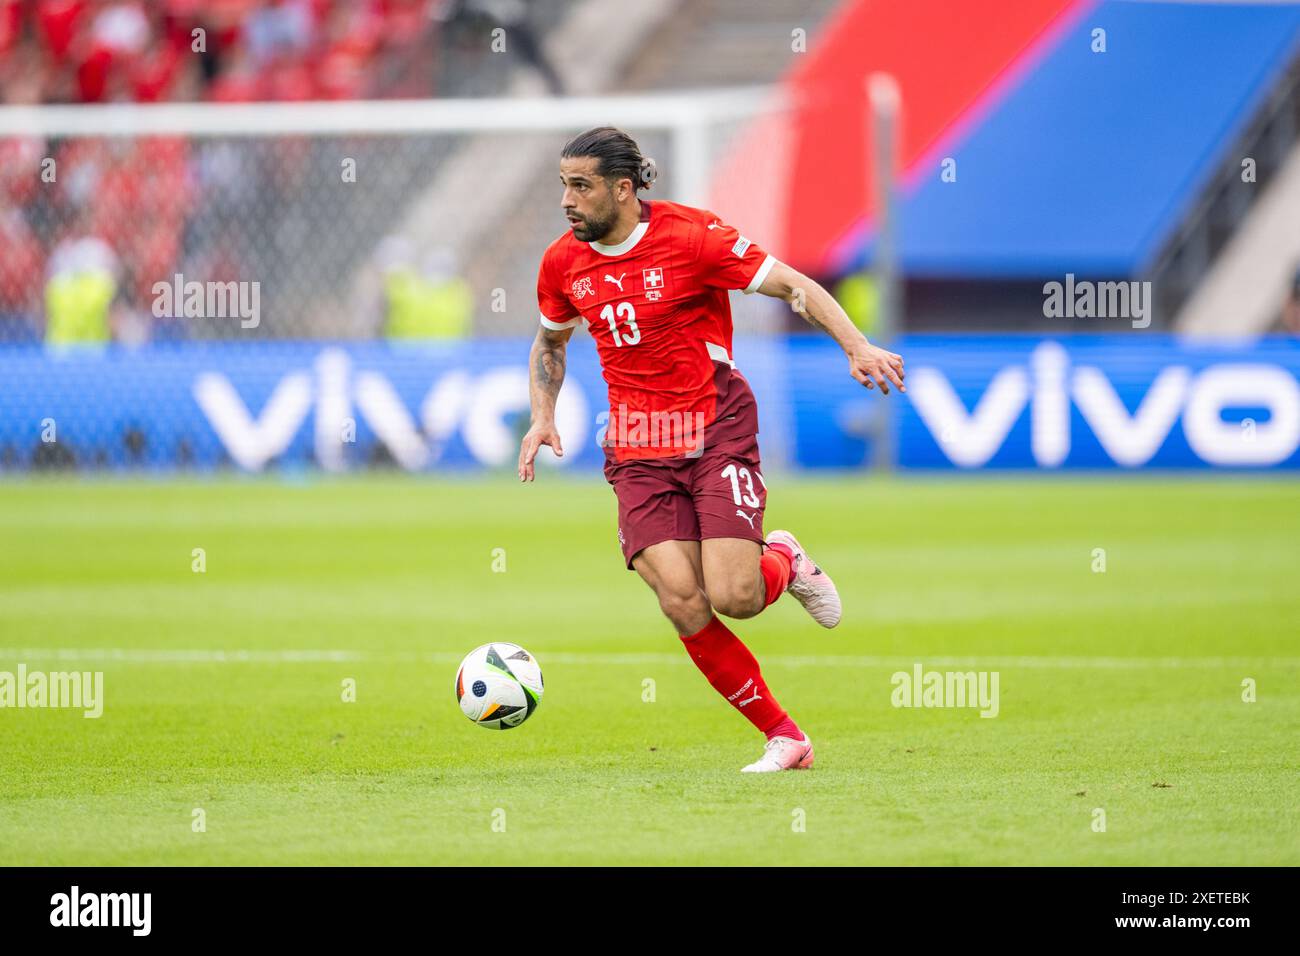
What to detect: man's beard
<box><xmin>570</xmin><ymin>206</ymin><xmax>617</xmax><ymax>243</ymax></box>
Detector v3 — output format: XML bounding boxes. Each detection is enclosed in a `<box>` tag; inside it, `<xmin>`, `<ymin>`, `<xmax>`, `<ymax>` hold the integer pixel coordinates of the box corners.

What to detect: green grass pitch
<box><xmin>1</xmin><ymin>474</ymin><xmax>1296</xmax><ymax>866</ymax></box>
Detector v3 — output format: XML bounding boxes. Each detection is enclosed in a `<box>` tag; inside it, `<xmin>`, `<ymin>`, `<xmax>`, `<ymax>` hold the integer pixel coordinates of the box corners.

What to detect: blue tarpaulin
<box><xmin>837</xmin><ymin>0</ymin><xmax>1300</xmax><ymax>277</ymax></box>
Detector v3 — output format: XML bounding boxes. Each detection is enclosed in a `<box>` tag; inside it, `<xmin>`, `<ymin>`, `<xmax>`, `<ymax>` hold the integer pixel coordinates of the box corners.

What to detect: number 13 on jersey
<box><xmin>600</xmin><ymin>302</ymin><xmax>641</xmax><ymax>347</ymax></box>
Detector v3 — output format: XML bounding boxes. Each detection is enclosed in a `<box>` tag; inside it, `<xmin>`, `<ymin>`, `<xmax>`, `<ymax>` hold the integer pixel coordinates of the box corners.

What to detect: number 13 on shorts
<box><xmin>721</xmin><ymin>463</ymin><xmax>763</xmax><ymax>508</ymax></box>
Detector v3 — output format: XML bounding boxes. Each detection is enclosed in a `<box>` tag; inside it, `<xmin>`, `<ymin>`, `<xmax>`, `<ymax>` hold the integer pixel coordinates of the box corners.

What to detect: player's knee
<box><xmin>657</xmin><ymin>587</ymin><xmax>710</xmax><ymax>630</ymax></box>
<box><xmin>708</xmin><ymin>576</ymin><xmax>764</xmax><ymax>620</ymax></box>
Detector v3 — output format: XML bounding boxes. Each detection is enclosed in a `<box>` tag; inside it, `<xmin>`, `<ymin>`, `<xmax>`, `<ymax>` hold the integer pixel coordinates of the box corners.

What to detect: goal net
<box><xmin>0</xmin><ymin>91</ymin><xmax>778</xmax><ymax>345</ymax></box>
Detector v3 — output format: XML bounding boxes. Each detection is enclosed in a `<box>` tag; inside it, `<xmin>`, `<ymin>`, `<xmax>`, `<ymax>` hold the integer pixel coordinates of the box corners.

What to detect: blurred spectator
<box><xmin>833</xmin><ymin>270</ymin><xmax>880</xmax><ymax>338</ymax></box>
<box><xmin>0</xmin><ymin>1</ymin><xmax>439</xmax><ymax>105</ymax></box>
<box><xmin>0</xmin><ymin>1</ymin><xmax>20</xmax><ymax>57</ymax></box>
<box><xmin>0</xmin><ymin>0</ymin><xmax>547</xmax><ymax>344</ymax></box>
<box><xmin>377</xmin><ymin>237</ymin><xmax>472</xmax><ymax>340</ymax></box>
<box><xmin>44</xmin><ymin>234</ymin><xmax>118</xmax><ymax>345</ymax></box>
<box><xmin>244</xmin><ymin>0</ymin><xmax>314</xmax><ymax>66</ymax></box>
<box><xmin>206</xmin><ymin>40</ymin><xmax>262</xmax><ymax>101</ymax></box>
<box><xmin>0</xmin><ymin>210</ymin><xmax>43</xmax><ymax>342</ymax></box>
<box><xmin>0</xmin><ymin>35</ymin><xmax>50</xmax><ymax>104</ymax></box>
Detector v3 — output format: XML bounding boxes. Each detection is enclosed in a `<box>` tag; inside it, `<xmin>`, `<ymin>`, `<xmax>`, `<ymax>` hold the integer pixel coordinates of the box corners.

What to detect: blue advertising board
<box><xmin>893</xmin><ymin>336</ymin><xmax>1300</xmax><ymax>470</ymax></box>
<box><xmin>1</xmin><ymin>335</ymin><xmax>1297</xmax><ymax>472</ymax></box>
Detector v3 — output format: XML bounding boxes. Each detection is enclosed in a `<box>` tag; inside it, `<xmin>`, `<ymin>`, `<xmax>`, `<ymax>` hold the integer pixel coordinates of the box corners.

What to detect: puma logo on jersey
<box><xmin>736</xmin><ymin>509</ymin><xmax>757</xmax><ymax>529</ymax></box>
<box><xmin>707</xmin><ymin>222</ymin><xmax>722</xmax><ymax>230</ymax></box>
<box><xmin>604</xmin><ymin>272</ymin><xmax>626</xmax><ymax>291</ymax></box>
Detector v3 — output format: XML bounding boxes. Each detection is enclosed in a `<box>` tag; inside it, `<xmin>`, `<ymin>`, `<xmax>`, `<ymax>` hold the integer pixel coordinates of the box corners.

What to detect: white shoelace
<box><xmin>765</xmin><ymin>736</ymin><xmax>803</xmax><ymax>759</ymax></box>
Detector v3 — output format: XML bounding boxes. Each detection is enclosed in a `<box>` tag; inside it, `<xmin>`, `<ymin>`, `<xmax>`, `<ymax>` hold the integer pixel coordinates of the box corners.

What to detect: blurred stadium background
<box><xmin>1</xmin><ymin>0</ymin><xmax>1297</xmax><ymax>474</ymax></box>
<box><xmin>2</xmin><ymin>0</ymin><xmax>1299</xmax><ymax>868</ymax></box>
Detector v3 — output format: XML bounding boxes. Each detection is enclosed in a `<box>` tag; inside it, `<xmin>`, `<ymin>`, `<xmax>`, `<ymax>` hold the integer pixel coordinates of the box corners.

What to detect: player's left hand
<box><xmin>847</xmin><ymin>341</ymin><xmax>905</xmax><ymax>394</ymax></box>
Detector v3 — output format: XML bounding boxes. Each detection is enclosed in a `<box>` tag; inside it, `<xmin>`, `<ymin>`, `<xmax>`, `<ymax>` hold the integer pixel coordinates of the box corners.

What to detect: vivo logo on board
<box><xmin>908</xmin><ymin>342</ymin><xmax>1300</xmax><ymax>468</ymax></box>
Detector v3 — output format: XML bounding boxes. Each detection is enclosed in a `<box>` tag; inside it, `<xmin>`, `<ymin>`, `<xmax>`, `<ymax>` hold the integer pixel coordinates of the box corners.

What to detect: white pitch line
<box><xmin>0</xmin><ymin>648</ymin><xmax>363</xmax><ymax>663</ymax></box>
<box><xmin>0</xmin><ymin>648</ymin><xmax>1296</xmax><ymax>669</ymax></box>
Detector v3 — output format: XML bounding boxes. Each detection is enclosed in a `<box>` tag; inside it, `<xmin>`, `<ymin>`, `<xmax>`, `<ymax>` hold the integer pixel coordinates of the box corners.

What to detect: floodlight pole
<box><xmin>868</xmin><ymin>72</ymin><xmax>902</xmax><ymax>472</ymax></box>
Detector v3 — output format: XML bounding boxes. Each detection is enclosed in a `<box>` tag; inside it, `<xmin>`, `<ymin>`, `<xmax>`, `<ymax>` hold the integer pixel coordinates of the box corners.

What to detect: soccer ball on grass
<box><xmin>455</xmin><ymin>642</ymin><xmax>544</xmax><ymax>729</ymax></box>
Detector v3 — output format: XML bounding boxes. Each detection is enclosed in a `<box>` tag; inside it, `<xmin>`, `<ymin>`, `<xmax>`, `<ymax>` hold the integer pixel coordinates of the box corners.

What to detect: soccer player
<box><xmin>518</xmin><ymin>127</ymin><xmax>905</xmax><ymax>772</ymax></box>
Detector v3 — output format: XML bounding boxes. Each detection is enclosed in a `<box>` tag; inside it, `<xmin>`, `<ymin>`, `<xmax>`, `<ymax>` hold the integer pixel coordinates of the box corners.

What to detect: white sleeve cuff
<box><xmin>743</xmin><ymin>254</ymin><xmax>777</xmax><ymax>294</ymax></box>
<box><xmin>540</xmin><ymin>312</ymin><xmax>581</xmax><ymax>330</ymax></box>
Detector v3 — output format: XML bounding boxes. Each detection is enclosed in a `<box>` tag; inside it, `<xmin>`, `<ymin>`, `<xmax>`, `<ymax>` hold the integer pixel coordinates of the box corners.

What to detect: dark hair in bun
<box><xmin>562</xmin><ymin>126</ymin><xmax>656</xmax><ymax>192</ymax></box>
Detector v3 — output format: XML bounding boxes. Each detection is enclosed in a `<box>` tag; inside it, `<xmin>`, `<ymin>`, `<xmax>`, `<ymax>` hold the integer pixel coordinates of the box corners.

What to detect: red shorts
<box><xmin>603</xmin><ymin>433</ymin><xmax>768</xmax><ymax>569</ymax></box>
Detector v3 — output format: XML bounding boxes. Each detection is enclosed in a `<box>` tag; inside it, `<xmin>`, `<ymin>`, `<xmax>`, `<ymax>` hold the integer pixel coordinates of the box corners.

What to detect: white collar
<box><xmin>589</xmin><ymin>220</ymin><xmax>649</xmax><ymax>257</ymax></box>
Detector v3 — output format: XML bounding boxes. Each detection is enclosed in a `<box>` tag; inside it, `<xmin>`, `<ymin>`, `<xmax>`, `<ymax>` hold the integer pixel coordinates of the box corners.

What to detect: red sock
<box><xmin>763</xmin><ymin>715</ymin><xmax>803</xmax><ymax>742</ymax></box>
<box><xmin>679</xmin><ymin>615</ymin><xmax>791</xmax><ymax>736</ymax></box>
<box><xmin>760</xmin><ymin>542</ymin><xmax>794</xmax><ymax>609</ymax></box>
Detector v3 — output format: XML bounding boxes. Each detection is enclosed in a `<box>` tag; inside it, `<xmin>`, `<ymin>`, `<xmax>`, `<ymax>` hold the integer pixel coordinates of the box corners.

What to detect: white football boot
<box><xmin>741</xmin><ymin>734</ymin><xmax>815</xmax><ymax>773</ymax></box>
<box><xmin>765</xmin><ymin>530</ymin><xmax>842</xmax><ymax>628</ymax></box>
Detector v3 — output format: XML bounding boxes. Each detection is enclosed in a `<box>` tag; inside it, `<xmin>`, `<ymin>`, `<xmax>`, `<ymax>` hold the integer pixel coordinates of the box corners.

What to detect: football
<box><xmin>454</xmin><ymin>642</ymin><xmax>544</xmax><ymax>730</ymax></box>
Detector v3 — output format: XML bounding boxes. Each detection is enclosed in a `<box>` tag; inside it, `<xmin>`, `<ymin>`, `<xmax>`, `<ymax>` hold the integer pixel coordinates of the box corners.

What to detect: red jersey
<box><xmin>537</xmin><ymin>199</ymin><xmax>776</xmax><ymax>462</ymax></box>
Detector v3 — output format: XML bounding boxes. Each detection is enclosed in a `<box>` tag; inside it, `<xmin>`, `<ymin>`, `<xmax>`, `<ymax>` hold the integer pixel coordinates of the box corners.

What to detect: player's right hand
<box><xmin>518</xmin><ymin>424</ymin><xmax>564</xmax><ymax>482</ymax></box>
<box><xmin>847</xmin><ymin>341</ymin><xmax>906</xmax><ymax>394</ymax></box>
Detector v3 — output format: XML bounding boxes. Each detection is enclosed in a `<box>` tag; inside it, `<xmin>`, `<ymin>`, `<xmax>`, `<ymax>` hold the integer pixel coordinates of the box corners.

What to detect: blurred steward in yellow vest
<box><xmin>833</xmin><ymin>271</ymin><xmax>880</xmax><ymax>339</ymax></box>
<box><xmin>377</xmin><ymin>238</ymin><xmax>473</xmax><ymax>340</ymax></box>
<box><xmin>44</xmin><ymin>236</ymin><xmax>117</xmax><ymax>346</ymax></box>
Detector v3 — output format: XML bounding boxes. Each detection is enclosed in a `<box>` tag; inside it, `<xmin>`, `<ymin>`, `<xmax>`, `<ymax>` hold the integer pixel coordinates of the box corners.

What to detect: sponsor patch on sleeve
<box><xmin>731</xmin><ymin>236</ymin><xmax>752</xmax><ymax>258</ymax></box>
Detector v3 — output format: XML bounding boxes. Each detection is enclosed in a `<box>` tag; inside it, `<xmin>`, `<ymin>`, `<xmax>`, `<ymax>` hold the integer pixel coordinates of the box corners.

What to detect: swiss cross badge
<box><xmin>643</xmin><ymin>267</ymin><xmax>664</xmax><ymax>301</ymax></box>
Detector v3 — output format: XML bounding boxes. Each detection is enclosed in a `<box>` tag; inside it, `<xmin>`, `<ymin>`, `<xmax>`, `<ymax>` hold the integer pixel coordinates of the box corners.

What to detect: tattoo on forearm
<box><xmin>534</xmin><ymin>344</ymin><xmax>566</xmax><ymax>396</ymax></box>
<box><xmin>530</xmin><ymin>332</ymin><xmax>566</xmax><ymax>416</ymax></box>
<box><xmin>803</xmin><ymin>312</ymin><xmax>828</xmax><ymax>332</ymax></box>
